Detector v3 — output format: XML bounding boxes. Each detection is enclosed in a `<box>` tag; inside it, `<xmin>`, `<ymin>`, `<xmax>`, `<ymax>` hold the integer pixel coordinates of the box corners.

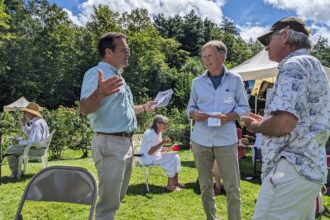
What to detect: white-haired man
<box><xmin>241</xmin><ymin>17</ymin><xmax>330</xmax><ymax>219</ymax></box>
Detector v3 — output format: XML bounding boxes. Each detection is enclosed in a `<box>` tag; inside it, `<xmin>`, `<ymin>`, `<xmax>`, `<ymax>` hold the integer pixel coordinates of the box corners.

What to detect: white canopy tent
<box><xmin>230</xmin><ymin>49</ymin><xmax>330</xmax><ymax>81</ymax></box>
<box><xmin>3</xmin><ymin>96</ymin><xmax>29</xmax><ymax>112</ymax></box>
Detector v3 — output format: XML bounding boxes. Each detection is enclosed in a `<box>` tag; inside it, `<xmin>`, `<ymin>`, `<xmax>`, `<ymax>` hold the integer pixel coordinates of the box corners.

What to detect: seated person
<box><xmin>6</xmin><ymin>102</ymin><xmax>49</xmax><ymax>178</ymax></box>
<box><xmin>140</xmin><ymin>115</ymin><xmax>184</xmax><ymax>191</ymax></box>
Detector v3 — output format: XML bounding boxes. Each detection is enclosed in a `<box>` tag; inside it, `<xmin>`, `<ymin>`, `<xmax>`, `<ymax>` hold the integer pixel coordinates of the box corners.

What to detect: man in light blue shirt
<box><xmin>80</xmin><ymin>32</ymin><xmax>155</xmax><ymax>220</ymax></box>
<box><xmin>187</xmin><ymin>40</ymin><xmax>250</xmax><ymax>220</ymax></box>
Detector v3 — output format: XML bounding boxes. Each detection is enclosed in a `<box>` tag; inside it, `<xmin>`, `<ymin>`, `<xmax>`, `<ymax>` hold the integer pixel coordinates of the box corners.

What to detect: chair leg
<box><xmin>41</xmin><ymin>156</ymin><xmax>48</xmax><ymax>168</ymax></box>
<box><xmin>143</xmin><ymin>166</ymin><xmax>151</xmax><ymax>192</ymax></box>
<box><xmin>17</xmin><ymin>157</ymin><xmax>23</xmax><ymax>180</ymax></box>
<box><xmin>23</xmin><ymin>158</ymin><xmax>28</xmax><ymax>175</ymax></box>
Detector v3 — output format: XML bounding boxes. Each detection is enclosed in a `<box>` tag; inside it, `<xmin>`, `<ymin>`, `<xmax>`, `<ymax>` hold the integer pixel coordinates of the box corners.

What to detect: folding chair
<box><xmin>17</xmin><ymin>130</ymin><xmax>55</xmax><ymax>179</ymax></box>
<box><xmin>15</xmin><ymin>166</ymin><xmax>97</xmax><ymax>220</ymax></box>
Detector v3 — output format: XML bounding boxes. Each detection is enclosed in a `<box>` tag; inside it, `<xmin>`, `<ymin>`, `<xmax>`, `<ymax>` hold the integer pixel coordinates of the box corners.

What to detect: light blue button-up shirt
<box><xmin>80</xmin><ymin>62</ymin><xmax>137</xmax><ymax>133</ymax></box>
<box><xmin>187</xmin><ymin>68</ymin><xmax>250</xmax><ymax>147</ymax></box>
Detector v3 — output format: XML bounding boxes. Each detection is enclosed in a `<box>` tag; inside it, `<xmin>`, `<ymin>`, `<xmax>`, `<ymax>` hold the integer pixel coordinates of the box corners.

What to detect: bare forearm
<box><xmin>134</xmin><ymin>105</ymin><xmax>145</xmax><ymax>115</ymax></box>
<box><xmin>148</xmin><ymin>141</ymin><xmax>164</xmax><ymax>155</ymax></box>
<box><xmin>250</xmin><ymin>113</ymin><xmax>297</xmax><ymax>137</ymax></box>
<box><xmin>80</xmin><ymin>90</ymin><xmax>104</xmax><ymax>116</ymax></box>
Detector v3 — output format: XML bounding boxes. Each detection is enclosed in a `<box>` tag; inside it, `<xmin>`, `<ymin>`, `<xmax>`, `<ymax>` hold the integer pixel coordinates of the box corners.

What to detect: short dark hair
<box><xmin>98</xmin><ymin>32</ymin><xmax>127</xmax><ymax>58</ymax></box>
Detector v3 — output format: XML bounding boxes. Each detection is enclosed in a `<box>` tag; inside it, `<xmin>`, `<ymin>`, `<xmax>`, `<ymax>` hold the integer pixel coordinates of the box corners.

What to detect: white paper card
<box><xmin>151</xmin><ymin>89</ymin><xmax>174</xmax><ymax>109</ymax></box>
<box><xmin>208</xmin><ymin>117</ymin><xmax>221</xmax><ymax>126</ymax></box>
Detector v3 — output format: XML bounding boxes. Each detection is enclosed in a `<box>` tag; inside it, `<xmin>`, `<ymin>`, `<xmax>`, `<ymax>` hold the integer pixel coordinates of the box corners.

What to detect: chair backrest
<box><xmin>39</xmin><ymin>130</ymin><xmax>55</xmax><ymax>151</ymax></box>
<box><xmin>132</xmin><ymin>134</ymin><xmax>143</xmax><ymax>154</ymax></box>
<box><xmin>15</xmin><ymin>166</ymin><xmax>98</xmax><ymax>220</ymax></box>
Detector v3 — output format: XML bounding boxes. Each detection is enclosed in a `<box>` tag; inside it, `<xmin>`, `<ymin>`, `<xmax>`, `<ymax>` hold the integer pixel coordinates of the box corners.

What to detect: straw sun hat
<box><xmin>21</xmin><ymin>102</ymin><xmax>42</xmax><ymax>118</ymax></box>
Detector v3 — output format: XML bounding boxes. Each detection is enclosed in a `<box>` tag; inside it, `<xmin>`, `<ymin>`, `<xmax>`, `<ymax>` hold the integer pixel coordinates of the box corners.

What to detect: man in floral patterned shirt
<box><xmin>241</xmin><ymin>17</ymin><xmax>330</xmax><ymax>220</ymax></box>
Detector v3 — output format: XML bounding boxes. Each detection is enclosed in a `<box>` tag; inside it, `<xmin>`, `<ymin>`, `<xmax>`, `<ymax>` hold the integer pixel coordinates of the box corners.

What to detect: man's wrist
<box><xmin>143</xmin><ymin>105</ymin><xmax>146</xmax><ymax>113</ymax></box>
<box><xmin>250</xmin><ymin>122</ymin><xmax>261</xmax><ymax>133</ymax></box>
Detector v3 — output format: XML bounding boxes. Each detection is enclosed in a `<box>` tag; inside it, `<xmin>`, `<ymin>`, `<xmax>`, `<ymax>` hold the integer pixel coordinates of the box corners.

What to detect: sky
<box><xmin>47</xmin><ymin>0</ymin><xmax>330</xmax><ymax>44</ymax></box>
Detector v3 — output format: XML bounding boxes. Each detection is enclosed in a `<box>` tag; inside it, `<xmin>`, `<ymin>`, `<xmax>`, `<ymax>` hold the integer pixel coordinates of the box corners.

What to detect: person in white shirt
<box><xmin>140</xmin><ymin>115</ymin><xmax>184</xmax><ymax>191</ymax></box>
<box><xmin>6</xmin><ymin>102</ymin><xmax>49</xmax><ymax>178</ymax></box>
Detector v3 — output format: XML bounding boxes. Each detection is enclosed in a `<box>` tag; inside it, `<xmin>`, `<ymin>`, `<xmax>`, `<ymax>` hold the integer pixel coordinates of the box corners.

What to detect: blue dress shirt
<box><xmin>187</xmin><ymin>68</ymin><xmax>250</xmax><ymax>147</ymax></box>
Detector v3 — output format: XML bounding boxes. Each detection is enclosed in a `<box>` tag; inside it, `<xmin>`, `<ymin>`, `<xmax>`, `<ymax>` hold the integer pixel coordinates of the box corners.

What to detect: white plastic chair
<box><xmin>17</xmin><ymin>130</ymin><xmax>55</xmax><ymax>179</ymax></box>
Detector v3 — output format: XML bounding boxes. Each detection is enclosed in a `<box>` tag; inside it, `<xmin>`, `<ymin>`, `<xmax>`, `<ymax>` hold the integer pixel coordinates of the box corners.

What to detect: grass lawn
<box><xmin>0</xmin><ymin>148</ymin><xmax>330</xmax><ymax>220</ymax></box>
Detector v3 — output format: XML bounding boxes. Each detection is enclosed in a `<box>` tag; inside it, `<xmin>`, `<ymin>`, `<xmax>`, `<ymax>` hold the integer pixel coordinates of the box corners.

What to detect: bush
<box><xmin>0</xmin><ymin>103</ymin><xmax>93</xmax><ymax>160</ymax></box>
<box><xmin>0</xmin><ymin>104</ymin><xmax>191</xmax><ymax>159</ymax></box>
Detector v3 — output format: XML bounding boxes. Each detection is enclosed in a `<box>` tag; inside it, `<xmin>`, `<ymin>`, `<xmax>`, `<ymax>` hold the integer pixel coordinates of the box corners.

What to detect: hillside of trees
<box><xmin>1</xmin><ymin>0</ymin><xmax>329</xmax><ymax>111</ymax></box>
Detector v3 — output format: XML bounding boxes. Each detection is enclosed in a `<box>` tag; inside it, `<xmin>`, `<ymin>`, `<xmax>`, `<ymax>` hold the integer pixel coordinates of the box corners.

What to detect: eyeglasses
<box><xmin>117</xmin><ymin>47</ymin><xmax>130</xmax><ymax>54</ymax></box>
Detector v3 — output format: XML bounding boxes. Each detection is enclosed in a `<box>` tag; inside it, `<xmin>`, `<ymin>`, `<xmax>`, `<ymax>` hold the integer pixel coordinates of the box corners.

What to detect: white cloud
<box><xmin>237</xmin><ymin>25</ymin><xmax>269</xmax><ymax>42</ymax></box>
<box><xmin>65</xmin><ymin>0</ymin><xmax>226</xmax><ymax>26</ymax></box>
<box><xmin>63</xmin><ymin>8</ymin><xmax>81</xmax><ymax>26</ymax></box>
<box><xmin>263</xmin><ymin>0</ymin><xmax>330</xmax><ymax>26</ymax></box>
<box><xmin>311</xmin><ymin>24</ymin><xmax>330</xmax><ymax>45</ymax></box>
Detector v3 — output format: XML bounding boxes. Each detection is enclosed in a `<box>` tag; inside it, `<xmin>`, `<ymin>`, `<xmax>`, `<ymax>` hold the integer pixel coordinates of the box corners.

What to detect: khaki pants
<box><xmin>192</xmin><ymin>142</ymin><xmax>241</xmax><ymax>220</ymax></box>
<box><xmin>253</xmin><ymin>158</ymin><xmax>322</xmax><ymax>220</ymax></box>
<box><xmin>92</xmin><ymin>134</ymin><xmax>133</xmax><ymax>220</ymax></box>
<box><xmin>6</xmin><ymin>145</ymin><xmax>44</xmax><ymax>176</ymax></box>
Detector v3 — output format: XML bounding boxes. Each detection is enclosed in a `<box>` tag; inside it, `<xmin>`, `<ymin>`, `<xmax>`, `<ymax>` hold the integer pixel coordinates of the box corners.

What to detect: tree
<box><xmin>312</xmin><ymin>36</ymin><xmax>330</xmax><ymax>67</ymax></box>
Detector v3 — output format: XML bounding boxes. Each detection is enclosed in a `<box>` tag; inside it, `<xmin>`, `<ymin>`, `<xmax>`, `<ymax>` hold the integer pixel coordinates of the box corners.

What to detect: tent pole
<box><xmin>254</xmin><ymin>92</ymin><xmax>258</xmax><ymax>114</ymax></box>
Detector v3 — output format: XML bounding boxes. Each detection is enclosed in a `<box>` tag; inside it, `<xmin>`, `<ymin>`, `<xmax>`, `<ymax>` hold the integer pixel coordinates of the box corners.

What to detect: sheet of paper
<box><xmin>203</xmin><ymin>112</ymin><xmax>221</xmax><ymax>127</ymax></box>
<box><xmin>152</xmin><ymin>89</ymin><xmax>173</xmax><ymax>109</ymax></box>
<box><xmin>208</xmin><ymin>118</ymin><xmax>221</xmax><ymax>126</ymax></box>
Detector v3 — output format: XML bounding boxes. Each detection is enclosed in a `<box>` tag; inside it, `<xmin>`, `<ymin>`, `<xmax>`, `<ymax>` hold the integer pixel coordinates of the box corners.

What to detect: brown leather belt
<box><xmin>96</xmin><ymin>132</ymin><xmax>134</xmax><ymax>138</ymax></box>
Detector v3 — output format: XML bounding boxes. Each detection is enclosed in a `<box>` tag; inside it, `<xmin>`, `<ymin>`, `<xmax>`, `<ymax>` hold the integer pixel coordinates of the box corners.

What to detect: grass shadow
<box><xmin>0</xmin><ymin>173</ymin><xmax>34</xmax><ymax>185</ymax></box>
<box><xmin>181</xmin><ymin>161</ymin><xmax>196</xmax><ymax>168</ymax></box>
<box><xmin>127</xmin><ymin>181</ymin><xmax>199</xmax><ymax>196</ymax></box>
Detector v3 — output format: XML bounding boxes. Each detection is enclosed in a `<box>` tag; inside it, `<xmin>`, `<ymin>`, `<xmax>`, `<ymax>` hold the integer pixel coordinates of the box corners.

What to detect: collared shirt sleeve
<box><xmin>233</xmin><ymin>76</ymin><xmax>250</xmax><ymax>116</ymax></box>
<box><xmin>80</xmin><ymin>68</ymin><xmax>98</xmax><ymax>100</ymax></box>
<box><xmin>267</xmin><ymin>62</ymin><xmax>308</xmax><ymax>119</ymax></box>
<box><xmin>186</xmin><ymin>80</ymin><xmax>198</xmax><ymax>117</ymax></box>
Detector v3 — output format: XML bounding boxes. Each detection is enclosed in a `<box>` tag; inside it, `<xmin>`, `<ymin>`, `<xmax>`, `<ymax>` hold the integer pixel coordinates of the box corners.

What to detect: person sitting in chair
<box><xmin>6</xmin><ymin>102</ymin><xmax>49</xmax><ymax>178</ymax></box>
<box><xmin>140</xmin><ymin>115</ymin><xmax>184</xmax><ymax>191</ymax></box>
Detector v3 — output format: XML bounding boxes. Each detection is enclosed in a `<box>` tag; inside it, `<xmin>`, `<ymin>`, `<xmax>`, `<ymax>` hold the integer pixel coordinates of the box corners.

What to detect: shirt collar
<box><xmin>278</xmin><ymin>48</ymin><xmax>310</xmax><ymax>69</ymax></box>
<box><xmin>202</xmin><ymin>67</ymin><xmax>229</xmax><ymax>78</ymax></box>
<box><xmin>98</xmin><ymin>61</ymin><xmax>121</xmax><ymax>76</ymax></box>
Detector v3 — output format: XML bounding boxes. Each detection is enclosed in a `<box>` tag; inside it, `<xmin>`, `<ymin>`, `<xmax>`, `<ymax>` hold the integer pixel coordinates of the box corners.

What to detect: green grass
<box><xmin>0</xmin><ymin>149</ymin><xmax>330</xmax><ymax>220</ymax></box>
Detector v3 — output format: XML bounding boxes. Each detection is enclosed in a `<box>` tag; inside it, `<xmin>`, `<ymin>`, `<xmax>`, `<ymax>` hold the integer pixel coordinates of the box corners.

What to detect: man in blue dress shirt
<box><xmin>187</xmin><ymin>40</ymin><xmax>250</xmax><ymax>220</ymax></box>
<box><xmin>80</xmin><ymin>32</ymin><xmax>156</xmax><ymax>220</ymax></box>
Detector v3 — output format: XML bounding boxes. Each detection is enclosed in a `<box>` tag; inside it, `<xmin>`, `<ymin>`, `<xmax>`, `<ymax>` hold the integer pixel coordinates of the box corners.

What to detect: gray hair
<box><xmin>150</xmin><ymin>115</ymin><xmax>169</xmax><ymax>133</ymax></box>
<box><xmin>276</xmin><ymin>29</ymin><xmax>311</xmax><ymax>49</ymax></box>
<box><xmin>202</xmin><ymin>40</ymin><xmax>227</xmax><ymax>59</ymax></box>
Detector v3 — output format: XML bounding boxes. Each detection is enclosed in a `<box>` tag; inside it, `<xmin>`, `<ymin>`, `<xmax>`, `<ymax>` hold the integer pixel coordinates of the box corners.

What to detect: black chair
<box><xmin>15</xmin><ymin>166</ymin><xmax>98</xmax><ymax>220</ymax></box>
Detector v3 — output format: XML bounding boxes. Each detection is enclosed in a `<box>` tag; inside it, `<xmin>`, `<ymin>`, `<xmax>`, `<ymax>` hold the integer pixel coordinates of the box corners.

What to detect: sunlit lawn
<box><xmin>0</xmin><ymin>149</ymin><xmax>329</xmax><ymax>220</ymax></box>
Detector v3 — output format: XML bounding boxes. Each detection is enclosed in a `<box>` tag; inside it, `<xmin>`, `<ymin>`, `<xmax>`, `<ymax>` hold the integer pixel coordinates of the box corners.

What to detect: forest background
<box><xmin>1</xmin><ymin>0</ymin><xmax>329</xmax><ymax>159</ymax></box>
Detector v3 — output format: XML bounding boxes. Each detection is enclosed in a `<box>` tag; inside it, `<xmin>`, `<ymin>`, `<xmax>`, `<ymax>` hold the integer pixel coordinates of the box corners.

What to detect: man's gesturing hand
<box><xmin>97</xmin><ymin>69</ymin><xmax>124</xmax><ymax>97</ymax></box>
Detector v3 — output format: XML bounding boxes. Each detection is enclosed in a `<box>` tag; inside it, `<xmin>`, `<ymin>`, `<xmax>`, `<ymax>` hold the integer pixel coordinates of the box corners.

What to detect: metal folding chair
<box><xmin>15</xmin><ymin>166</ymin><xmax>98</xmax><ymax>220</ymax></box>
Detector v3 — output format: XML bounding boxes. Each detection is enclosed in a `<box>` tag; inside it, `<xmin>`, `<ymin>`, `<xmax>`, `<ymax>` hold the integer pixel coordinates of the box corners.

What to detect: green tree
<box><xmin>312</xmin><ymin>36</ymin><xmax>330</xmax><ymax>67</ymax></box>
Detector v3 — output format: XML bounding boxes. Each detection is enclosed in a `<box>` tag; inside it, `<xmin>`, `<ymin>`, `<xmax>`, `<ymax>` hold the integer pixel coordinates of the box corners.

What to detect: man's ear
<box><xmin>282</xmin><ymin>29</ymin><xmax>292</xmax><ymax>44</ymax></box>
<box><xmin>105</xmin><ymin>48</ymin><xmax>113</xmax><ymax>56</ymax></box>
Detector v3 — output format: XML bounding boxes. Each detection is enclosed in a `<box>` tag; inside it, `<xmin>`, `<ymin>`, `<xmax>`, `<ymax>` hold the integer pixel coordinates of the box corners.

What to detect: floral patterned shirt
<box><xmin>261</xmin><ymin>49</ymin><xmax>330</xmax><ymax>184</ymax></box>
